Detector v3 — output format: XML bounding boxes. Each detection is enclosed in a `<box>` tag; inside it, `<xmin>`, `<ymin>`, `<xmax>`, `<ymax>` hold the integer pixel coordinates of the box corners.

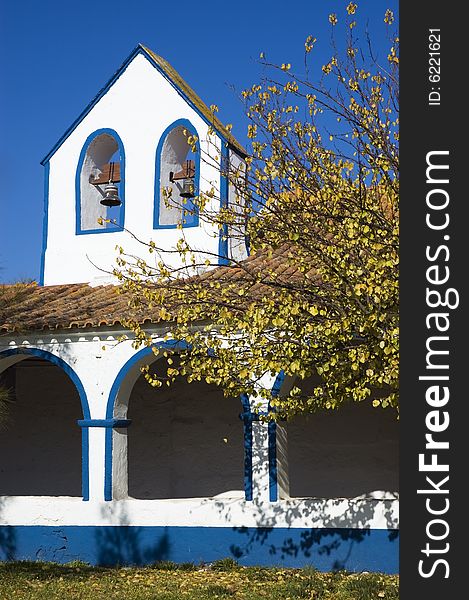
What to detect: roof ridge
<box><xmin>139</xmin><ymin>44</ymin><xmax>246</xmax><ymax>156</ymax></box>
<box><xmin>41</xmin><ymin>44</ymin><xmax>246</xmax><ymax>165</ymax></box>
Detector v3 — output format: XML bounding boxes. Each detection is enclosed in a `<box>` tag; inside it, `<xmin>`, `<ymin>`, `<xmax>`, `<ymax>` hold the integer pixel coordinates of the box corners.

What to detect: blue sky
<box><xmin>0</xmin><ymin>0</ymin><xmax>397</xmax><ymax>283</ymax></box>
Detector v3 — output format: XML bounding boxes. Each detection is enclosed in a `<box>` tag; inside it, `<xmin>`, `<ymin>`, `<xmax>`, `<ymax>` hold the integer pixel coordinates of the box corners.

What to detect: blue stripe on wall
<box><xmin>104</xmin><ymin>427</ymin><xmax>113</xmax><ymax>501</ymax></box>
<box><xmin>268</xmin><ymin>421</ymin><xmax>278</xmax><ymax>502</ymax></box>
<box><xmin>239</xmin><ymin>394</ymin><xmax>253</xmax><ymax>501</ymax></box>
<box><xmin>81</xmin><ymin>427</ymin><xmax>89</xmax><ymax>501</ymax></box>
<box><xmin>218</xmin><ymin>144</ymin><xmax>230</xmax><ymax>265</ymax></box>
<box><xmin>0</xmin><ymin>525</ymin><xmax>398</xmax><ymax>573</ymax></box>
<box><xmin>39</xmin><ymin>161</ymin><xmax>50</xmax><ymax>286</ymax></box>
<box><xmin>243</xmin><ymin>420</ymin><xmax>253</xmax><ymax>501</ymax></box>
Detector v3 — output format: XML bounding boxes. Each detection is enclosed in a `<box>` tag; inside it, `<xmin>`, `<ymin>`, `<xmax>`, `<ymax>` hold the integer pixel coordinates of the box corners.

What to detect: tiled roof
<box><xmin>0</xmin><ymin>283</ymin><xmax>134</xmax><ymax>334</ymax></box>
<box><xmin>0</xmin><ymin>245</ymin><xmax>308</xmax><ymax>335</ymax></box>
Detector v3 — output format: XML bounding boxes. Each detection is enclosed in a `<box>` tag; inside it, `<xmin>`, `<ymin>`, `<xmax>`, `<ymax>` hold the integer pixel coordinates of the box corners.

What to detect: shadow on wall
<box><xmin>228</xmin><ymin>525</ymin><xmax>399</xmax><ymax>571</ymax></box>
<box><xmin>95</xmin><ymin>503</ymin><xmax>171</xmax><ymax>566</ymax></box>
<box><xmin>207</xmin><ymin>494</ymin><xmax>399</xmax><ymax>571</ymax></box>
<box><xmin>91</xmin><ymin>497</ymin><xmax>398</xmax><ymax>570</ymax></box>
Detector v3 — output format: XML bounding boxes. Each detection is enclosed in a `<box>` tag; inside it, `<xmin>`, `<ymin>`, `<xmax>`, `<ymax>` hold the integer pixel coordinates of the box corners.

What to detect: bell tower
<box><xmin>40</xmin><ymin>44</ymin><xmax>246</xmax><ymax>286</ymax></box>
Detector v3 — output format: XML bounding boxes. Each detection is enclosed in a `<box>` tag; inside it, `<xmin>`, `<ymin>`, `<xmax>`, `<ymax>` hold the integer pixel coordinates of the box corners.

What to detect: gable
<box><xmin>41</xmin><ymin>44</ymin><xmax>246</xmax><ymax>166</ymax></box>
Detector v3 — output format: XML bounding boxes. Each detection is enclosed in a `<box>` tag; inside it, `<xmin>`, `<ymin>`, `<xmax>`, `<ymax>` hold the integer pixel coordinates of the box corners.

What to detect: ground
<box><xmin>0</xmin><ymin>560</ymin><xmax>399</xmax><ymax>599</ymax></box>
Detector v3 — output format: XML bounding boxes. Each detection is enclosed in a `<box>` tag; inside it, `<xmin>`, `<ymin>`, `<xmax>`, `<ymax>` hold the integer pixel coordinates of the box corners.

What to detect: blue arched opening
<box><xmin>154</xmin><ymin>119</ymin><xmax>200</xmax><ymax>229</ymax></box>
<box><xmin>104</xmin><ymin>342</ymin><xmax>247</xmax><ymax>501</ymax></box>
<box><xmin>0</xmin><ymin>347</ymin><xmax>90</xmax><ymax>500</ymax></box>
<box><xmin>75</xmin><ymin>128</ymin><xmax>126</xmax><ymax>234</ymax></box>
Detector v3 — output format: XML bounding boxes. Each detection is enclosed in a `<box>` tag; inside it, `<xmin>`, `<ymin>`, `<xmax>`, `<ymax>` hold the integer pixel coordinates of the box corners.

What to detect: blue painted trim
<box><xmin>38</xmin><ymin>161</ymin><xmax>50</xmax><ymax>286</ymax></box>
<box><xmin>105</xmin><ymin>341</ymin><xmax>188</xmax><ymax>420</ymax></box>
<box><xmin>268</xmin><ymin>421</ymin><xmax>278</xmax><ymax>502</ymax></box>
<box><xmin>41</xmin><ymin>45</ymin><xmax>246</xmax><ymax>166</ymax></box>
<box><xmin>0</xmin><ymin>348</ymin><xmax>90</xmax><ymax>500</ymax></box>
<box><xmin>0</xmin><ymin>348</ymin><xmax>90</xmax><ymax>419</ymax></box>
<box><xmin>154</xmin><ymin>119</ymin><xmax>199</xmax><ymax>229</ymax></box>
<box><xmin>104</xmin><ymin>427</ymin><xmax>114</xmax><ymax>501</ymax></box>
<box><xmin>239</xmin><ymin>393</ymin><xmax>250</xmax><ymax>415</ymax></box>
<box><xmin>243</xmin><ymin>418</ymin><xmax>253</xmax><ymax>501</ymax></box>
<box><xmin>81</xmin><ymin>427</ymin><xmax>89</xmax><ymax>501</ymax></box>
<box><xmin>78</xmin><ymin>419</ymin><xmax>132</xmax><ymax>428</ymax></box>
<box><xmin>239</xmin><ymin>394</ymin><xmax>253</xmax><ymax>501</ymax></box>
<box><xmin>240</xmin><ymin>409</ymin><xmax>278</xmax><ymax>501</ymax></box>
<box><xmin>245</xmin><ymin>235</ymin><xmax>251</xmax><ymax>257</ymax></box>
<box><xmin>271</xmin><ymin>371</ymin><xmax>286</xmax><ymax>399</ymax></box>
<box><xmin>75</xmin><ymin>128</ymin><xmax>125</xmax><ymax>235</ymax></box>
<box><xmin>238</xmin><ymin>370</ymin><xmax>285</xmax><ymax>504</ymax></box>
<box><xmin>0</xmin><ymin>525</ymin><xmax>399</xmax><ymax>572</ymax></box>
<box><xmin>218</xmin><ymin>144</ymin><xmax>230</xmax><ymax>265</ymax></box>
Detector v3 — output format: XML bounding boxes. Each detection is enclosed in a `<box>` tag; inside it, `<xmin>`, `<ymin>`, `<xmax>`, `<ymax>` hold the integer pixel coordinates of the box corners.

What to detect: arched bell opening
<box><xmin>0</xmin><ymin>351</ymin><xmax>87</xmax><ymax>497</ymax></box>
<box><xmin>155</xmin><ymin>119</ymin><xmax>200</xmax><ymax>229</ymax></box>
<box><xmin>76</xmin><ymin>128</ymin><xmax>125</xmax><ymax>233</ymax></box>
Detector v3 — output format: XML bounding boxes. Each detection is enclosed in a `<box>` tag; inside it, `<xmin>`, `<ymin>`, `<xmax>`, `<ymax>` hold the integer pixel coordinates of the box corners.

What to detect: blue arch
<box><xmin>105</xmin><ymin>341</ymin><xmax>190</xmax><ymax>420</ymax></box>
<box><xmin>104</xmin><ymin>341</ymin><xmax>252</xmax><ymax>501</ymax></box>
<box><xmin>154</xmin><ymin>118</ymin><xmax>200</xmax><ymax>229</ymax></box>
<box><xmin>0</xmin><ymin>347</ymin><xmax>90</xmax><ymax>419</ymax></box>
<box><xmin>104</xmin><ymin>341</ymin><xmax>188</xmax><ymax>500</ymax></box>
<box><xmin>75</xmin><ymin>127</ymin><xmax>126</xmax><ymax>235</ymax></box>
<box><xmin>0</xmin><ymin>347</ymin><xmax>91</xmax><ymax>500</ymax></box>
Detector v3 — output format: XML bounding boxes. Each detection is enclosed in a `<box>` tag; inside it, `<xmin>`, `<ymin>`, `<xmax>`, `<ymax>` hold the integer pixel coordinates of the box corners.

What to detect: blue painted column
<box><xmin>240</xmin><ymin>411</ymin><xmax>274</xmax><ymax>503</ymax></box>
<box><xmin>77</xmin><ymin>419</ymin><xmax>131</xmax><ymax>501</ymax></box>
<box><xmin>240</xmin><ymin>370</ymin><xmax>290</xmax><ymax>503</ymax></box>
<box><xmin>240</xmin><ymin>371</ymin><xmax>290</xmax><ymax>503</ymax></box>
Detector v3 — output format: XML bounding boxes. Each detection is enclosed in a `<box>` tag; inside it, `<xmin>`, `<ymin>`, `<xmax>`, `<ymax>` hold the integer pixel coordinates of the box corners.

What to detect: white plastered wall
<box><xmin>43</xmin><ymin>53</ymin><xmax>225</xmax><ymax>285</ymax></box>
<box><xmin>0</xmin><ymin>326</ymin><xmax>398</xmax><ymax>531</ymax></box>
<box><xmin>127</xmin><ymin>369</ymin><xmax>244</xmax><ymax>499</ymax></box>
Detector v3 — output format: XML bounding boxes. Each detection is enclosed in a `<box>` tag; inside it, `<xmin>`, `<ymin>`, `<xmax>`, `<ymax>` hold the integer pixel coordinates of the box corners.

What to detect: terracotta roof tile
<box><xmin>0</xmin><ymin>246</ymin><xmax>305</xmax><ymax>334</ymax></box>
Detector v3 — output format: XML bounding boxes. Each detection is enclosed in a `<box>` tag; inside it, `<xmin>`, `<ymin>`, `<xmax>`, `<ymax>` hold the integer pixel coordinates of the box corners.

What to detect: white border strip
<box><xmin>0</xmin><ymin>496</ymin><xmax>399</xmax><ymax>530</ymax></box>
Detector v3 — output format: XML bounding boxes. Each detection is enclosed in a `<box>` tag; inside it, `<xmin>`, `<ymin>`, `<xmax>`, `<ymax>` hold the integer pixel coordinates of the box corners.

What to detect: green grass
<box><xmin>0</xmin><ymin>560</ymin><xmax>399</xmax><ymax>600</ymax></box>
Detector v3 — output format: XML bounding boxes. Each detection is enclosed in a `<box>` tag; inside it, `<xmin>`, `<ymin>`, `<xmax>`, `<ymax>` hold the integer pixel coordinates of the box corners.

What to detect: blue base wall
<box><xmin>0</xmin><ymin>526</ymin><xmax>398</xmax><ymax>573</ymax></box>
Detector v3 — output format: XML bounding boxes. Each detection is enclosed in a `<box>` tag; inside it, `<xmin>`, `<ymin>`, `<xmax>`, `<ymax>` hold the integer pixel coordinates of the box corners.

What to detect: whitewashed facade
<box><xmin>0</xmin><ymin>45</ymin><xmax>398</xmax><ymax>571</ymax></box>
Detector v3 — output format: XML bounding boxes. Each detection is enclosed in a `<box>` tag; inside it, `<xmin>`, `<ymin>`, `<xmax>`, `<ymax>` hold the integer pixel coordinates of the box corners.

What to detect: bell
<box><xmin>100</xmin><ymin>183</ymin><xmax>122</xmax><ymax>207</ymax></box>
<box><xmin>179</xmin><ymin>177</ymin><xmax>195</xmax><ymax>199</ymax></box>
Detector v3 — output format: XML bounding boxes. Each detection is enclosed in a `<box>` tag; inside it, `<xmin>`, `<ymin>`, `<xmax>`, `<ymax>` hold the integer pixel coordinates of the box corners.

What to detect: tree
<box><xmin>114</xmin><ymin>4</ymin><xmax>399</xmax><ymax>418</ymax></box>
